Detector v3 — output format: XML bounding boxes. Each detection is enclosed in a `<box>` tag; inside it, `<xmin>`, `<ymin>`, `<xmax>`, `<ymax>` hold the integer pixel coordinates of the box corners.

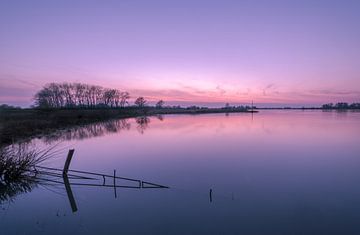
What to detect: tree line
<box><xmin>33</xmin><ymin>82</ymin><xmax>167</xmax><ymax>109</ymax></box>
<box><xmin>322</xmin><ymin>102</ymin><xmax>360</xmax><ymax>109</ymax></box>
<box><xmin>34</xmin><ymin>82</ymin><xmax>132</xmax><ymax>108</ymax></box>
<box><xmin>25</xmin><ymin>83</ymin><xmax>360</xmax><ymax>110</ymax></box>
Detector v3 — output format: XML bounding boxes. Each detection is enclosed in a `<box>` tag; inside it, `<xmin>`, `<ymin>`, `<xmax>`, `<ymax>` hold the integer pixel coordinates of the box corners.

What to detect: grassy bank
<box><xmin>0</xmin><ymin>107</ymin><xmax>256</xmax><ymax>146</ymax></box>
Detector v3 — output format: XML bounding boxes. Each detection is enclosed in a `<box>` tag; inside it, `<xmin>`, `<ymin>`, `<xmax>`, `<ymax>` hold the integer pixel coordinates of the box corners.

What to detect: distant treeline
<box><xmin>0</xmin><ymin>104</ymin><xmax>22</xmax><ymax>110</ymax></box>
<box><xmin>34</xmin><ymin>82</ymin><xmax>131</xmax><ymax>108</ymax></box>
<box><xmin>321</xmin><ymin>102</ymin><xmax>360</xmax><ymax>109</ymax></box>
<box><xmin>32</xmin><ymin>82</ymin><xmax>251</xmax><ymax>110</ymax></box>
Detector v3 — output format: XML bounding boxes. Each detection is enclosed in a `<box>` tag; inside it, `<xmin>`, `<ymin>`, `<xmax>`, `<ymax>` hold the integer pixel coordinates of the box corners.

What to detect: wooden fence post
<box><xmin>113</xmin><ymin>169</ymin><xmax>117</xmax><ymax>198</ymax></box>
<box><xmin>63</xmin><ymin>149</ymin><xmax>75</xmax><ymax>176</ymax></box>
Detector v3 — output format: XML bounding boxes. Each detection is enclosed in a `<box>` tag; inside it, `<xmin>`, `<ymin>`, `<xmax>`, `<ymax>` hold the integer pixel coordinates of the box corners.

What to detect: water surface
<box><xmin>1</xmin><ymin>110</ymin><xmax>360</xmax><ymax>234</ymax></box>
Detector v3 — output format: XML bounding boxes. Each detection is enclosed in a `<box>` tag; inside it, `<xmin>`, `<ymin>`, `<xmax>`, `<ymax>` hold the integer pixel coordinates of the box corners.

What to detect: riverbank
<box><xmin>0</xmin><ymin>107</ymin><xmax>256</xmax><ymax>146</ymax></box>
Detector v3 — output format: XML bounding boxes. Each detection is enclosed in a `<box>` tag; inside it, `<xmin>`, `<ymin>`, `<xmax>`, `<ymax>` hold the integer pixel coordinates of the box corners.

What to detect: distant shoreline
<box><xmin>2</xmin><ymin>106</ymin><xmax>360</xmax><ymax>147</ymax></box>
<box><xmin>256</xmin><ymin>107</ymin><xmax>360</xmax><ymax>110</ymax></box>
<box><xmin>0</xmin><ymin>107</ymin><xmax>256</xmax><ymax>147</ymax></box>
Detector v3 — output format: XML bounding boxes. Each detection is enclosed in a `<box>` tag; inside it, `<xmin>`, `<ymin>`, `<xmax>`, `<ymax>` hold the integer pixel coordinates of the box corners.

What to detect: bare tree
<box><xmin>156</xmin><ymin>100</ymin><xmax>164</xmax><ymax>108</ymax></box>
<box><xmin>103</xmin><ymin>89</ymin><xmax>115</xmax><ymax>107</ymax></box>
<box><xmin>34</xmin><ymin>82</ymin><xmax>129</xmax><ymax>109</ymax></box>
<box><xmin>113</xmin><ymin>90</ymin><xmax>121</xmax><ymax>107</ymax></box>
<box><xmin>61</xmin><ymin>83</ymin><xmax>75</xmax><ymax>107</ymax></box>
<box><xmin>134</xmin><ymin>97</ymin><xmax>147</xmax><ymax>107</ymax></box>
<box><xmin>120</xmin><ymin>92</ymin><xmax>130</xmax><ymax>107</ymax></box>
<box><xmin>74</xmin><ymin>83</ymin><xmax>86</xmax><ymax>106</ymax></box>
<box><xmin>34</xmin><ymin>88</ymin><xmax>53</xmax><ymax>108</ymax></box>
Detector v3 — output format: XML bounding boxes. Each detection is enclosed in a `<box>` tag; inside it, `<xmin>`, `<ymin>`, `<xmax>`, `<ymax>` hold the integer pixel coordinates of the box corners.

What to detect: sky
<box><xmin>1</xmin><ymin>0</ymin><xmax>360</xmax><ymax>107</ymax></box>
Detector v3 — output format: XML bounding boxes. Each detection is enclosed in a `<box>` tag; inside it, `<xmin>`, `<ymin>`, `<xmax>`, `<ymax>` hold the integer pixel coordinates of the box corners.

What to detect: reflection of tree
<box><xmin>43</xmin><ymin>119</ymin><xmax>131</xmax><ymax>143</ymax></box>
<box><xmin>156</xmin><ymin>115</ymin><xmax>164</xmax><ymax>121</ymax></box>
<box><xmin>12</xmin><ymin>115</ymin><xmax>156</xmax><ymax>145</ymax></box>
<box><xmin>39</xmin><ymin>116</ymin><xmax>157</xmax><ymax>143</ymax></box>
<box><xmin>136</xmin><ymin>117</ymin><xmax>150</xmax><ymax>134</ymax></box>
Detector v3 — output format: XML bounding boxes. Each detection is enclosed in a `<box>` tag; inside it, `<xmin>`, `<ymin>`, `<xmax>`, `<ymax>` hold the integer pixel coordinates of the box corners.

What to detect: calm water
<box><xmin>1</xmin><ymin>110</ymin><xmax>360</xmax><ymax>235</ymax></box>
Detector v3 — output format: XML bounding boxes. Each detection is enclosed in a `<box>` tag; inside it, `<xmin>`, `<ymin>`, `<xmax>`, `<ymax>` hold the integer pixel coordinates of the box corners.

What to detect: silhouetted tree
<box><xmin>135</xmin><ymin>97</ymin><xmax>147</xmax><ymax>107</ymax></box>
<box><xmin>120</xmin><ymin>92</ymin><xmax>130</xmax><ymax>107</ymax></box>
<box><xmin>156</xmin><ymin>100</ymin><xmax>164</xmax><ymax>108</ymax></box>
<box><xmin>350</xmin><ymin>103</ymin><xmax>360</xmax><ymax>109</ymax></box>
<box><xmin>103</xmin><ymin>89</ymin><xmax>117</xmax><ymax>107</ymax></box>
<box><xmin>335</xmin><ymin>102</ymin><xmax>349</xmax><ymax>109</ymax></box>
<box><xmin>34</xmin><ymin>82</ymin><xmax>129</xmax><ymax>109</ymax></box>
<box><xmin>0</xmin><ymin>104</ymin><xmax>21</xmax><ymax>110</ymax></box>
<box><xmin>187</xmin><ymin>105</ymin><xmax>200</xmax><ymax>110</ymax></box>
<box><xmin>322</xmin><ymin>103</ymin><xmax>333</xmax><ymax>109</ymax></box>
<box><xmin>74</xmin><ymin>83</ymin><xmax>86</xmax><ymax>106</ymax></box>
<box><xmin>321</xmin><ymin>102</ymin><xmax>360</xmax><ymax>110</ymax></box>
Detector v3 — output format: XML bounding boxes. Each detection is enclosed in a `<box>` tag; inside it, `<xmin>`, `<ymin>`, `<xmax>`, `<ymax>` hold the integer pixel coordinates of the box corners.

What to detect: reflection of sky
<box><xmin>32</xmin><ymin>111</ymin><xmax>360</xmax><ymax>171</ymax></box>
<box><xmin>1</xmin><ymin>1</ymin><xmax>360</xmax><ymax>107</ymax></box>
<box><xmin>2</xmin><ymin>111</ymin><xmax>360</xmax><ymax>234</ymax></box>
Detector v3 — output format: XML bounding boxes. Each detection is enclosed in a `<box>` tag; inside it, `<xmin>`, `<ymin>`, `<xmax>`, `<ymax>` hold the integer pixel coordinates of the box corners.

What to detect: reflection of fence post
<box><xmin>62</xmin><ymin>149</ymin><xmax>77</xmax><ymax>212</ymax></box>
<box><xmin>63</xmin><ymin>174</ymin><xmax>78</xmax><ymax>213</ymax></box>
<box><xmin>63</xmin><ymin>149</ymin><xmax>75</xmax><ymax>176</ymax></box>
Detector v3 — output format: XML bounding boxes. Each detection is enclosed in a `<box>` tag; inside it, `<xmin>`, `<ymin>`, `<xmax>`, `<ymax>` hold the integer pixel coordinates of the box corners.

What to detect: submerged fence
<box><xmin>23</xmin><ymin>149</ymin><xmax>169</xmax><ymax>212</ymax></box>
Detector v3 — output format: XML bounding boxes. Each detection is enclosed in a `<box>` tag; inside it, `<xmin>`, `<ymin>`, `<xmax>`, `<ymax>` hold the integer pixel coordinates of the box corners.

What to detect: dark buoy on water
<box><xmin>209</xmin><ymin>189</ymin><xmax>213</xmax><ymax>203</ymax></box>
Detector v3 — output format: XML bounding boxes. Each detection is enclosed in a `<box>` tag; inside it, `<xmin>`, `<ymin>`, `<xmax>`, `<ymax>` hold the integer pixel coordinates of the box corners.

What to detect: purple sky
<box><xmin>1</xmin><ymin>0</ymin><xmax>360</xmax><ymax>107</ymax></box>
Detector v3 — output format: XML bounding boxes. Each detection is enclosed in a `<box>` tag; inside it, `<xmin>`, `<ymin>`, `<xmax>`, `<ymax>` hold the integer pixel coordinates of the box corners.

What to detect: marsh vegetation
<box><xmin>0</xmin><ymin>144</ymin><xmax>59</xmax><ymax>204</ymax></box>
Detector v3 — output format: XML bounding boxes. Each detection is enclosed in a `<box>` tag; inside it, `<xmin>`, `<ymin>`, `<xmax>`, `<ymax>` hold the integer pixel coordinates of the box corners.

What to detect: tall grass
<box><xmin>0</xmin><ymin>144</ymin><xmax>59</xmax><ymax>203</ymax></box>
<box><xmin>0</xmin><ymin>145</ymin><xmax>56</xmax><ymax>181</ymax></box>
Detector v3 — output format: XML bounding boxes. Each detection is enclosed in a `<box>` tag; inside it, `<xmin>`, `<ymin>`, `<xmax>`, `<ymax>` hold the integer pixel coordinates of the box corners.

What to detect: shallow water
<box><xmin>1</xmin><ymin>110</ymin><xmax>360</xmax><ymax>235</ymax></box>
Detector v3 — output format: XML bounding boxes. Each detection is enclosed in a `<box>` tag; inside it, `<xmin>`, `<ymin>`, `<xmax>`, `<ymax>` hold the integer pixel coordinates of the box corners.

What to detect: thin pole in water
<box><xmin>63</xmin><ymin>149</ymin><xmax>75</xmax><ymax>176</ymax></box>
<box><xmin>62</xmin><ymin>149</ymin><xmax>77</xmax><ymax>212</ymax></box>
<box><xmin>113</xmin><ymin>169</ymin><xmax>117</xmax><ymax>198</ymax></box>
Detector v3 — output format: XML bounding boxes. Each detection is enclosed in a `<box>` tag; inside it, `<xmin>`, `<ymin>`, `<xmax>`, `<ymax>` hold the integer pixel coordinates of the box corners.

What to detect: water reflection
<box><xmin>0</xmin><ymin>176</ymin><xmax>38</xmax><ymax>204</ymax></box>
<box><xmin>2</xmin><ymin>111</ymin><xmax>360</xmax><ymax>235</ymax></box>
<box><xmin>136</xmin><ymin>116</ymin><xmax>150</xmax><ymax>134</ymax></box>
<box><xmin>0</xmin><ymin>144</ymin><xmax>169</xmax><ymax>212</ymax></box>
<box><xmin>0</xmin><ymin>143</ymin><xmax>57</xmax><ymax>204</ymax></box>
<box><xmin>156</xmin><ymin>114</ymin><xmax>164</xmax><ymax>121</ymax></box>
<box><xmin>42</xmin><ymin>115</ymin><xmax>165</xmax><ymax>143</ymax></box>
<box><xmin>43</xmin><ymin>119</ymin><xmax>131</xmax><ymax>143</ymax></box>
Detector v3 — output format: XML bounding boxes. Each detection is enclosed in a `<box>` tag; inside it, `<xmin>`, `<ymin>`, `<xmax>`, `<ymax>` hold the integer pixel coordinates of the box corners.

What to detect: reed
<box><xmin>0</xmin><ymin>144</ymin><xmax>60</xmax><ymax>204</ymax></box>
<box><xmin>0</xmin><ymin>144</ymin><xmax>57</xmax><ymax>182</ymax></box>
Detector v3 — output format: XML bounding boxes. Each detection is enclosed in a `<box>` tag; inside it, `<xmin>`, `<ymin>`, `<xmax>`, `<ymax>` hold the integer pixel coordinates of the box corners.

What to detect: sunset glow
<box><xmin>1</xmin><ymin>1</ymin><xmax>359</xmax><ymax>107</ymax></box>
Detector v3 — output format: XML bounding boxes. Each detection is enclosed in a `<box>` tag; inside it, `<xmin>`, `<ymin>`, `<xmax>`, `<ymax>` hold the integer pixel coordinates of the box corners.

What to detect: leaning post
<box><xmin>63</xmin><ymin>149</ymin><xmax>75</xmax><ymax>176</ymax></box>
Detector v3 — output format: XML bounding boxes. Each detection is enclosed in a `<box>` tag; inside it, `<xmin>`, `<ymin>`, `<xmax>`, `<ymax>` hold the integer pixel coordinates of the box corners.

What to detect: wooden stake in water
<box><xmin>113</xmin><ymin>169</ymin><xmax>117</xmax><ymax>198</ymax></box>
<box><xmin>62</xmin><ymin>149</ymin><xmax>77</xmax><ymax>212</ymax></box>
<box><xmin>63</xmin><ymin>149</ymin><xmax>75</xmax><ymax>176</ymax></box>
